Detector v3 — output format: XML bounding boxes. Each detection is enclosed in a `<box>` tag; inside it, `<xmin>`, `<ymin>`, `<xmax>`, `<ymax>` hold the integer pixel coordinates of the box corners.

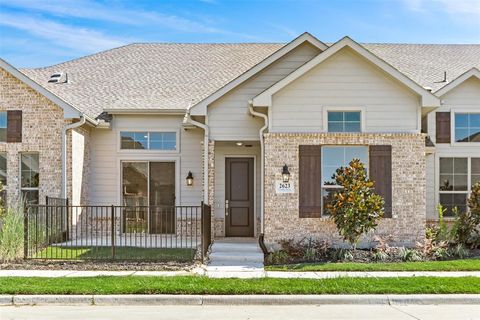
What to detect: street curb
<box><xmin>1</xmin><ymin>294</ymin><xmax>479</xmax><ymax>306</ymax></box>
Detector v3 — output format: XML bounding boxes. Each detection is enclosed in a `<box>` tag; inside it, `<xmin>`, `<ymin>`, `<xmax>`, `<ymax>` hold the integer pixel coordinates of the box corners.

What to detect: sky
<box><xmin>0</xmin><ymin>0</ymin><xmax>479</xmax><ymax>68</ymax></box>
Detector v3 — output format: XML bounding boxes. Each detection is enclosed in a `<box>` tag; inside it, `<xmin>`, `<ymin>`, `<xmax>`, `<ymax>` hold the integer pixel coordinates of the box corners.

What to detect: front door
<box><xmin>225</xmin><ymin>158</ymin><xmax>254</xmax><ymax>237</ymax></box>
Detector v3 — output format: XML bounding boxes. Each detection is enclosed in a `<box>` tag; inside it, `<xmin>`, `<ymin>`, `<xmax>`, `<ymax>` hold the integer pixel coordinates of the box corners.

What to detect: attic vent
<box><xmin>48</xmin><ymin>72</ymin><xmax>68</xmax><ymax>84</ymax></box>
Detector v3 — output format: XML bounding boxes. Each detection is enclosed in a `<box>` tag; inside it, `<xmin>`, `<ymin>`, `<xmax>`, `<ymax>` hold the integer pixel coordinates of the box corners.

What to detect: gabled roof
<box><xmin>1</xmin><ymin>58</ymin><xmax>84</xmax><ymax>119</ymax></box>
<box><xmin>19</xmin><ymin>35</ymin><xmax>480</xmax><ymax>118</ymax></box>
<box><xmin>252</xmin><ymin>37</ymin><xmax>441</xmax><ymax>108</ymax></box>
<box><xmin>434</xmin><ymin>67</ymin><xmax>480</xmax><ymax>97</ymax></box>
<box><xmin>189</xmin><ymin>32</ymin><xmax>328</xmax><ymax>115</ymax></box>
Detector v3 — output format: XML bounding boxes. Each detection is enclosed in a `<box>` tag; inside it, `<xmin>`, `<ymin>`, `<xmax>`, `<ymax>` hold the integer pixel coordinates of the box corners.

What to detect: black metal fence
<box><xmin>24</xmin><ymin>202</ymin><xmax>211</xmax><ymax>262</ymax></box>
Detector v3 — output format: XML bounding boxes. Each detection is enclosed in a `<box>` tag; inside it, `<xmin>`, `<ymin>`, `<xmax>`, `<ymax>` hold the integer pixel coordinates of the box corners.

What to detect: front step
<box><xmin>206</xmin><ymin>239</ymin><xmax>265</xmax><ymax>277</ymax></box>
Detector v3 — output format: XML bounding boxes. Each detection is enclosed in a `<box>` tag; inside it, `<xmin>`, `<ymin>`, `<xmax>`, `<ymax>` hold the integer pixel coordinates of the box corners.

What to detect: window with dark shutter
<box><xmin>298</xmin><ymin>145</ymin><xmax>322</xmax><ymax>218</ymax></box>
<box><xmin>7</xmin><ymin>110</ymin><xmax>22</xmax><ymax>143</ymax></box>
<box><xmin>369</xmin><ymin>145</ymin><xmax>392</xmax><ymax>218</ymax></box>
<box><xmin>436</xmin><ymin>112</ymin><xmax>451</xmax><ymax>144</ymax></box>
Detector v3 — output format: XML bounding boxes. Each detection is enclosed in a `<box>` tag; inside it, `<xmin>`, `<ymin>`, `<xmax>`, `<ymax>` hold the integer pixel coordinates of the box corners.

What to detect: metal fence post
<box><xmin>111</xmin><ymin>205</ymin><xmax>115</xmax><ymax>260</ymax></box>
<box><xmin>23</xmin><ymin>206</ymin><xmax>29</xmax><ymax>259</ymax></box>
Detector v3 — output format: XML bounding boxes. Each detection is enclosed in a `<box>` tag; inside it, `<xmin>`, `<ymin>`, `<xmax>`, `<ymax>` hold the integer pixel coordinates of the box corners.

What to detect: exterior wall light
<box><xmin>186</xmin><ymin>171</ymin><xmax>194</xmax><ymax>186</ymax></box>
<box><xmin>282</xmin><ymin>164</ymin><xmax>290</xmax><ymax>183</ymax></box>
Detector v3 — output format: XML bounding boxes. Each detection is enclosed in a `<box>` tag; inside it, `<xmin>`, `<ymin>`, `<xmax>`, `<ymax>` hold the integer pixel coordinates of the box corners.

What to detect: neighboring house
<box><xmin>1</xmin><ymin>33</ymin><xmax>479</xmax><ymax>247</ymax></box>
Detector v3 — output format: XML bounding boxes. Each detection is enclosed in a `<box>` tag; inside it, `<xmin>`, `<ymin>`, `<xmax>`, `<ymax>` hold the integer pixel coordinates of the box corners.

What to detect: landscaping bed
<box><xmin>1</xmin><ymin>276</ymin><xmax>479</xmax><ymax>295</ymax></box>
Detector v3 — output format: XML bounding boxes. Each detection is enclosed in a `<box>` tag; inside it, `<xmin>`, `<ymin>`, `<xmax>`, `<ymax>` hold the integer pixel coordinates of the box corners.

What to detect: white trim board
<box><xmin>435</xmin><ymin>68</ymin><xmax>480</xmax><ymax>97</ymax></box>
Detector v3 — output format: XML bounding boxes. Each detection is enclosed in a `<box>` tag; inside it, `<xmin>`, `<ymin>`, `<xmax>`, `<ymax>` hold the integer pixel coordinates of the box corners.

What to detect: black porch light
<box><xmin>282</xmin><ymin>164</ymin><xmax>290</xmax><ymax>183</ymax></box>
<box><xmin>186</xmin><ymin>171</ymin><xmax>194</xmax><ymax>186</ymax></box>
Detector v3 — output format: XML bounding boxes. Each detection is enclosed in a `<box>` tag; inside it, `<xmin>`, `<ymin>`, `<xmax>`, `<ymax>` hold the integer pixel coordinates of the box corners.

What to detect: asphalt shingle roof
<box><xmin>20</xmin><ymin>42</ymin><xmax>480</xmax><ymax>119</ymax></box>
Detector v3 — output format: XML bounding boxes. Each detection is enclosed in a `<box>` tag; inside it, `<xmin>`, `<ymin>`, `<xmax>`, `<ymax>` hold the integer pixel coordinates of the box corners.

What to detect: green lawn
<box><xmin>0</xmin><ymin>276</ymin><xmax>478</xmax><ymax>295</ymax></box>
<box><xmin>266</xmin><ymin>258</ymin><xmax>480</xmax><ymax>272</ymax></box>
<box><xmin>32</xmin><ymin>246</ymin><xmax>195</xmax><ymax>261</ymax></box>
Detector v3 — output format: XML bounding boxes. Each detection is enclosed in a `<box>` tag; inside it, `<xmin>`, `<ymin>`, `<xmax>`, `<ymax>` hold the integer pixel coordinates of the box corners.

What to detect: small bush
<box><xmin>0</xmin><ymin>203</ymin><xmax>24</xmax><ymax>262</ymax></box>
<box><xmin>266</xmin><ymin>250</ymin><xmax>289</xmax><ymax>265</ymax></box>
<box><xmin>327</xmin><ymin>159</ymin><xmax>384</xmax><ymax>247</ymax></box>
<box><xmin>398</xmin><ymin>247</ymin><xmax>422</xmax><ymax>262</ymax></box>
<box><xmin>330</xmin><ymin>248</ymin><xmax>354</xmax><ymax>262</ymax></box>
<box><xmin>303</xmin><ymin>247</ymin><xmax>317</xmax><ymax>262</ymax></box>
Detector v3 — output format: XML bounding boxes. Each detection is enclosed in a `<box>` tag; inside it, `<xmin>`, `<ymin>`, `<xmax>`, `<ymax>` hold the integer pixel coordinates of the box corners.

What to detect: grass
<box><xmin>266</xmin><ymin>258</ymin><xmax>480</xmax><ymax>272</ymax></box>
<box><xmin>32</xmin><ymin>246</ymin><xmax>195</xmax><ymax>261</ymax></box>
<box><xmin>0</xmin><ymin>276</ymin><xmax>478</xmax><ymax>295</ymax></box>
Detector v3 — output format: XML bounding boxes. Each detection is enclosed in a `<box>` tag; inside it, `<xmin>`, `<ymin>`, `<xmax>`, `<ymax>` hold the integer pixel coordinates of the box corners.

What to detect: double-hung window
<box><xmin>120</xmin><ymin>131</ymin><xmax>176</xmax><ymax>151</ymax></box>
<box><xmin>21</xmin><ymin>153</ymin><xmax>39</xmax><ymax>205</ymax></box>
<box><xmin>321</xmin><ymin>146</ymin><xmax>368</xmax><ymax>216</ymax></box>
<box><xmin>327</xmin><ymin>111</ymin><xmax>361</xmax><ymax>132</ymax></box>
<box><xmin>439</xmin><ymin>157</ymin><xmax>480</xmax><ymax>216</ymax></box>
<box><xmin>454</xmin><ymin>113</ymin><xmax>480</xmax><ymax>143</ymax></box>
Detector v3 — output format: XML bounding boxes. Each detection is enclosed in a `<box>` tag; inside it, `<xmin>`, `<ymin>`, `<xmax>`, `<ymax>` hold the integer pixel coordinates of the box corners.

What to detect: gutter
<box><xmin>61</xmin><ymin>116</ymin><xmax>86</xmax><ymax>199</ymax></box>
<box><xmin>248</xmin><ymin>102</ymin><xmax>268</xmax><ymax>235</ymax></box>
<box><xmin>183</xmin><ymin>107</ymin><xmax>210</xmax><ymax>204</ymax></box>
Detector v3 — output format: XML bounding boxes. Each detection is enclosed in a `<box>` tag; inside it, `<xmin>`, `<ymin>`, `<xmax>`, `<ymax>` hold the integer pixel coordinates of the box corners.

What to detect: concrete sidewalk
<box><xmin>1</xmin><ymin>294</ymin><xmax>480</xmax><ymax>306</ymax></box>
<box><xmin>1</xmin><ymin>269</ymin><xmax>479</xmax><ymax>278</ymax></box>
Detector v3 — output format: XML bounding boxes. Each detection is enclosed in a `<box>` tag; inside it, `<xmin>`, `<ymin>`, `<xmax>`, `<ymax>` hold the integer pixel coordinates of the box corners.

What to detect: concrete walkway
<box><xmin>1</xmin><ymin>269</ymin><xmax>479</xmax><ymax>278</ymax></box>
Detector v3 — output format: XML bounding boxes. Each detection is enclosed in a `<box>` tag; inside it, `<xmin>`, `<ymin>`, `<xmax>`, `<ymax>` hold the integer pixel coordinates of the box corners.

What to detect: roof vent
<box><xmin>48</xmin><ymin>72</ymin><xmax>68</xmax><ymax>84</ymax></box>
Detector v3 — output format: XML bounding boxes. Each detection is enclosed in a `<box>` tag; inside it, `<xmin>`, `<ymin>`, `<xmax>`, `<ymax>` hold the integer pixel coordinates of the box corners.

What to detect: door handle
<box><xmin>225</xmin><ymin>200</ymin><xmax>229</xmax><ymax>216</ymax></box>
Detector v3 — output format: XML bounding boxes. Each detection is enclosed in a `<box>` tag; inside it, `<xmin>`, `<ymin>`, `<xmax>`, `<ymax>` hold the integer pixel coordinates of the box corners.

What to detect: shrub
<box><xmin>266</xmin><ymin>250</ymin><xmax>289</xmax><ymax>265</ymax></box>
<box><xmin>0</xmin><ymin>202</ymin><xmax>24</xmax><ymax>262</ymax></box>
<box><xmin>398</xmin><ymin>247</ymin><xmax>422</xmax><ymax>262</ymax></box>
<box><xmin>327</xmin><ymin>159</ymin><xmax>385</xmax><ymax>247</ymax></box>
<box><xmin>453</xmin><ymin>182</ymin><xmax>480</xmax><ymax>248</ymax></box>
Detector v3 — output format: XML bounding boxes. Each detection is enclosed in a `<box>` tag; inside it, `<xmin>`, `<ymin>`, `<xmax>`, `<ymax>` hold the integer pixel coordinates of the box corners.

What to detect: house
<box><xmin>1</xmin><ymin>33</ymin><xmax>479</xmax><ymax>248</ymax></box>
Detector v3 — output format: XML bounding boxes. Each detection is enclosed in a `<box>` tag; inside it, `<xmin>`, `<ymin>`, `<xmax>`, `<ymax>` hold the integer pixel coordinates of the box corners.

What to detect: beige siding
<box><xmin>271</xmin><ymin>47</ymin><xmax>420</xmax><ymax>133</ymax></box>
<box><xmin>88</xmin><ymin>115</ymin><xmax>203</xmax><ymax>206</ymax></box>
<box><xmin>213</xmin><ymin>142</ymin><xmax>261</xmax><ymax>236</ymax></box>
<box><xmin>425</xmin><ymin>77</ymin><xmax>480</xmax><ymax>219</ymax></box>
<box><xmin>208</xmin><ymin>42</ymin><xmax>321</xmax><ymax>140</ymax></box>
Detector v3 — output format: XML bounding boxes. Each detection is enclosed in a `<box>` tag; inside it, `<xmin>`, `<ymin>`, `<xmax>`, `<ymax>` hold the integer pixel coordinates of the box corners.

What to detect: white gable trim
<box><xmin>434</xmin><ymin>68</ymin><xmax>480</xmax><ymax>97</ymax></box>
<box><xmin>189</xmin><ymin>32</ymin><xmax>328</xmax><ymax>116</ymax></box>
<box><xmin>0</xmin><ymin>58</ymin><xmax>85</xmax><ymax>120</ymax></box>
<box><xmin>252</xmin><ymin>36</ymin><xmax>441</xmax><ymax>108</ymax></box>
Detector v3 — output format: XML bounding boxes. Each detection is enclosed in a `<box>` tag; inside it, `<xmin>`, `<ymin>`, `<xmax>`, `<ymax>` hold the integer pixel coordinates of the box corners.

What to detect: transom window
<box><xmin>120</xmin><ymin>131</ymin><xmax>176</xmax><ymax>150</ymax></box>
<box><xmin>439</xmin><ymin>157</ymin><xmax>480</xmax><ymax>216</ymax></box>
<box><xmin>321</xmin><ymin>146</ymin><xmax>368</xmax><ymax>216</ymax></box>
<box><xmin>0</xmin><ymin>112</ymin><xmax>6</xmax><ymax>142</ymax></box>
<box><xmin>328</xmin><ymin>111</ymin><xmax>361</xmax><ymax>133</ymax></box>
<box><xmin>455</xmin><ymin>113</ymin><xmax>480</xmax><ymax>143</ymax></box>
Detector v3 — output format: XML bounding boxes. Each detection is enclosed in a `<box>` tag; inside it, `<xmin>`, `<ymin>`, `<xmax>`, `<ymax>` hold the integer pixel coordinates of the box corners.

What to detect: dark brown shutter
<box><xmin>299</xmin><ymin>145</ymin><xmax>322</xmax><ymax>218</ymax></box>
<box><xmin>6</xmin><ymin>110</ymin><xmax>22</xmax><ymax>143</ymax></box>
<box><xmin>369</xmin><ymin>145</ymin><xmax>392</xmax><ymax>218</ymax></box>
<box><xmin>436</xmin><ymin>112</ymin><xmax>451</xmax><ymax>143</ymax></box>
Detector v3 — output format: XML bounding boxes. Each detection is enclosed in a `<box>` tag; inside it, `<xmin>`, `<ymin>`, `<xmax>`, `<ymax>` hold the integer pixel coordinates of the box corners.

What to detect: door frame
<box><xmin>118</xmin><ymin>157</ymin><xmax>180</xmax><ymax>234</ymax></box>
<box><xmin>224</xmin><ymin>155</ymin><xmax>256</xmax><ymax>237</ymax></box>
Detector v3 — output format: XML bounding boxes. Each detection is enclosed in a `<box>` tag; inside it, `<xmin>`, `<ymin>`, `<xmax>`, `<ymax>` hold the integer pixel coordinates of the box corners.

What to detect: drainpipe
<box><xmin>248</xmin><ymin>102</ymin><xmax>268</xmax><ymax>234</ymax></box>
<box><xmin>183</xmin><ymin>106</ymin><xmax>210</xmax><ymax>204</ymax></box>
<box><xmin>61</xmin><ymin>116</ymin><xmax>86</xmax><ymax>199</ymax></box>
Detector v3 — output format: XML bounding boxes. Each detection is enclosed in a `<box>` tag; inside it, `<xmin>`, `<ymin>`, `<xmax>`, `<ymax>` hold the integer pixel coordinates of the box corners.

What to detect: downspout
<box><xmin>183</xmin><ymin>107</ymin><xmax>210</xmax><ymax>204</ymax></box>
<box><xmin>248</xmin><ymin>102</ymin><xmax>268</xmax><ymax>235</ymax></box>
<box><xmin>61</xmin><ymin>116</ymin><xmax>86</xmax><ymax>199</ymax></box>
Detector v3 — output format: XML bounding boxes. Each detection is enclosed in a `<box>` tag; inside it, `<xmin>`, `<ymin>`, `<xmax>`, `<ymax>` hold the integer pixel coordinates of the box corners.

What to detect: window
<box><xmin>439</xmin><ymin>157</ymin><xmax>479</xmax><ymax>216</ymax></box>
<box><xmin>322</xmin><ymin>146</ymin><xmax>368</xmax><ymax>216</ymax></box>
<box><xmin>21</xmin><ymin>153</ymin><xmax>39</xmax><ymax>205</ymax></box>
<box><xmin>0</xmin><ymin>112</ymin><xmax>6</xmax><ymax>142</ymax></box>
<box><xmin>455</xmin><ymin>113</ymin><xmax>480</xmax><ymax>143</ymax></box>
<box><xmin>328</xmin><ymin>111</ymin><xmax>361</xmax><ymax>132</ymax></box>
<box><xmin>120</xmin><ymin>131</ymin><xmax>176</xmax><ymax>150</ymax></box>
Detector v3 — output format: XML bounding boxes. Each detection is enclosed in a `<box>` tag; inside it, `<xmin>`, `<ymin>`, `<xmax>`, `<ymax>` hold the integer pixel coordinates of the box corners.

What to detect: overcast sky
<box><xmin>0</xmin><ymin>0</ymin><xmax>479</xmax><ymax>67</ymax></box>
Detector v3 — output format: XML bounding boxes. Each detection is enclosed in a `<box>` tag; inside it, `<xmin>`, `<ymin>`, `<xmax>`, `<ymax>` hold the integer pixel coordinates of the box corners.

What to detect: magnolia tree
<box><xmin>327</xmin><ymin>159</ymin><xmax>385</xmax><ymax>247</ymax></box>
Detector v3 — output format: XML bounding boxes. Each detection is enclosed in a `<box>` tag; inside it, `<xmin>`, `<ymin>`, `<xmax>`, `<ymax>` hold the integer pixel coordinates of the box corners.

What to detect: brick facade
<box><xmin>0</xmin><ymin>67</ymin><xmax>64</xmax><ymax>205</ymax></box>
<box><xmin>263</xmin><ymin>132</ymin><xmax>427</xmax><ymax>248</ymax></box>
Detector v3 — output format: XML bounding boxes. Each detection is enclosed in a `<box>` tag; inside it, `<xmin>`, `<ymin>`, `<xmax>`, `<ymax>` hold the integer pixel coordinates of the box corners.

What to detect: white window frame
<box><xmin>436</xmin><ymin>155</ymin><xmax>479</xmax><ymax>217</ymax></box>
<box><xmin>323</xmin><ymin>106</ymin><xmax>366</xmax><ymax>133</ymax></box>
<box><xmin>118</xmin><ymin>129</ymin><xmax>180</xmax><ymax>153</ymax></box>
<box><xmin>451</xmin><ymin>110</ymin><xmax>480</xmax><ymax>146</ymax></box>
<box><xmin>0</xmin><ymin>111</ymin><xmax>7</xmax><ymax>143</ymax></box>
<box><xmin>20</xmin><ymin>152</ymin><xmax>40</xmax><ymax>204</ymax></box>
<box><xmin>320</xmin><ymin>145</ymin><xmax>369</xmax><ymax>217</ymax></box>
